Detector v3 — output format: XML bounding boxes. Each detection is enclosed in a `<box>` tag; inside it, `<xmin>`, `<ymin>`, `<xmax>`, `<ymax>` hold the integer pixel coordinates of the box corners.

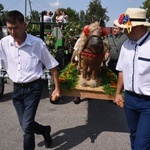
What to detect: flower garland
<box><xmin>45</xmin><ymin>35</ymin><xmax>58</xmax><ymax>57</ymax></box>
<box><xmin>118</xmin><ymin>13</ymin><xmax>132</xmax><ymax>33</ymax></box>
<box><xmin>59</xmin><ymin>63</ymin><xmax>78</xmax><ymax>90</ymax></box>
<box><xmin>99</xmin><ymin>66</ymin><xmax>117</xmax><ymax>96</ymax></box>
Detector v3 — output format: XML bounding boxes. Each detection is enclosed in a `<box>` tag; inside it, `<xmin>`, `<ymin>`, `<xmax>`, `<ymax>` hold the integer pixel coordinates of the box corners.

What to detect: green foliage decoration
<box><xmin>59</xmin><ymin>63</ymin><xmax>78</xmax><ymax>90</ymax></box>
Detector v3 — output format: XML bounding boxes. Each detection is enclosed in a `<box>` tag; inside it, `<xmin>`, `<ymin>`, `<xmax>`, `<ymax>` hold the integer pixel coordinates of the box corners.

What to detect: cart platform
<box><xmin>61</xmin><ymin>77</ymin><xmax>115</xmax><ymax>101</ymax></box>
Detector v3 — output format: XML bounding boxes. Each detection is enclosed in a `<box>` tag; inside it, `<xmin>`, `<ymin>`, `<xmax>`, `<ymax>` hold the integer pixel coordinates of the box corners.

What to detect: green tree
<box><xmin>85</xmin><ymin>0</ymin><xmax>109</xmax><ymax>25</ymax></box>
<box><xmin>79</xmin><ymin>10</ymin><xmax>86</xmax><ymax>25</ymax></box>
<box><xmin>141</xmin><ymin>0</ymin><xmax>150</xmax><ymax>19</ymax></box>
<box><xmin>1</xmin><ymin>11</ymin><xmax>8</xmax><ymax>26</ymax></box>
<box><xmin>30</xmin><ymin>10</ymin><xmax>40</xmax><ymax>22</ymax></box>
<box><xmin>65</xmin><ymin>7</ymin><xmax>79</xmax><ymax>22</ymax></box>
<box><xmin>0</xmin><ymin>3</ymin><xmax>4</xmax><ymax>13</ymax></box>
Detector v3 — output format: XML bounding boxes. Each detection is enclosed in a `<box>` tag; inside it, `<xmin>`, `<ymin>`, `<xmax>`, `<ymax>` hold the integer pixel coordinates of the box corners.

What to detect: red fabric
<box><xmin>101</xmin><ymin>27</ymin><xmax>107</xmax><ymax>37</ymax></box>
<box><xmin>81</xmin><ymin>51</ymin><xmax>104</xmax><ymax>58</ymax></box>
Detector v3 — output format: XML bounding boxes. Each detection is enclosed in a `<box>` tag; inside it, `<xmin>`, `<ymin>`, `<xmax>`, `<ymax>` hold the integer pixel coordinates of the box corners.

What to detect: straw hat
<box><xmin>114</xmin><ymin>8</ymin><xmax>150</xmax><ymax>32</ymax></box>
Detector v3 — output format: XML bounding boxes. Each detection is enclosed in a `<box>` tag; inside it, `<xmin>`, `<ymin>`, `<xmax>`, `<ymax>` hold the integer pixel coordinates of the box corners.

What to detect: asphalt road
<box><xmin>0</xmin><ymin>79</ymin><xmax>131</xmax><ymax>150</ymax></box>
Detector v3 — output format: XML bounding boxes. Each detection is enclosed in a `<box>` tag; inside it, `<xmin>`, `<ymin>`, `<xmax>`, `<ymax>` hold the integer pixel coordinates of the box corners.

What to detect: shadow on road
<box><xmin>45</xmin><ymin>100</ymin><xmax>128</xmax><ymax>150</ymax></box>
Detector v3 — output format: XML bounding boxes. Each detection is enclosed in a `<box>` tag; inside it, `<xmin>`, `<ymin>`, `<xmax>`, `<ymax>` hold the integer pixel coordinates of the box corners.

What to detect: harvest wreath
<box><xmin>59</xmin><ymin>63</ymin><xmax>117</xmax><ymax>96</ymax></box>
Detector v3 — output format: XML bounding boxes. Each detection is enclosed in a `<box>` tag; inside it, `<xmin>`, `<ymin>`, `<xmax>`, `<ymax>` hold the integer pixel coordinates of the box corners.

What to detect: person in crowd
<box><xmin>47</xmin><ymin>11</ymin><xmax>53</xmax><ymax>29</ymax></box>
<box><xmin>55</xmin><ymin>9</ymin><xmax>64</xmax><ymax>29</ymax></box>
<box><xmin>55</xmin><ymin>9</ymin><xmax>64</xmax><ymax>23</ymax></box>
<box><xmin>70</xmin><ymin>37</ymin><xmax>81</xmax><ymax>67</ymax></box>
<box><xmin>70</xmin><ymin>36</ymin><xmax>84</xmax><ymax>104</ymax></box>
<box><xmin>48</xmin><ymin>11</ymin><xmax>53</xmax><ymax>22</ymax></box>
<box><xmin>62</xmin><ymin>11</ymin><xmax>68</xmax><ymax>23</ymax></box>
<box><xmin>40</xmin><ymin>10</ymin><xmax>52</xmax><ymax>29</ymax></box>
<box><xmin>105</xmin><ymin>23</ymin><xmax>127</xmax><ymax>75</ymax></box>
<box><xmin>40</xmin><ymin>10</ymin><xmax>51</xmax><ymax>22</ymax></box>
<box><xmin>0</xmin><ymin>10</ymin><xmax>61</xmax><ymax>149</ymax></box>
<box><xmin>114</xmin><ymin>8</ymin><xmax>150</xmax><ymax>150</ymax></box>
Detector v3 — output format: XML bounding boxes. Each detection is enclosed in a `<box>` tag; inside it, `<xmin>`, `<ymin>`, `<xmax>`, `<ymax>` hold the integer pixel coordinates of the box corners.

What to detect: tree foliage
<box><xmin>141</xmin><ymin>0</ymin><xmax>150</xmax><ymax>19</ymax></box>
<box><xmin>85</xmin><ymin>0</ymin><xmax>109</xmax><ymax>25</ymax></box>
<box><xmin>79</xmin><ymin>10</ymin><xmax>86</xmax><ymax>25</ymax></box>
<box><xmin>1</xmin><ymin>11</ymin><xmax>8</xmax><ymax>26</ymax></box>
<box><xmin>30</xmin><ymin>10</ymin><xmax>40</xmax><ymax>22</ymax></box>
<box><xmin>0</xmin><ymin>3</ymin><xmax>4</xmax><ymax>13</ymax></box>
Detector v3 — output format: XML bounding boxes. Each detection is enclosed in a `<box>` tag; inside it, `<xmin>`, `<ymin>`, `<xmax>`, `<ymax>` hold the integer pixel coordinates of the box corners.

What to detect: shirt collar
<box><xmin>114</xmin><ymin>32</ymin><xmax>123</xmax><ymax>38</ymax></box>
<box><xmin>10</xmin><ymin>33</ymin><xmax>32</xmax><ymax>47</ymax></box>
<box><xmin>136</xmin><ymin>31</ymin><xmax>149</xmax><ymax>46</ymax></box>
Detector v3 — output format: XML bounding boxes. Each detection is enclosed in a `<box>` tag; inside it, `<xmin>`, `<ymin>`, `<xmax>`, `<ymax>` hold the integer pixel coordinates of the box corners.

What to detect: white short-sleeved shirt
<box><xmin>0</xmin><ymin>34</ymin><xmax>59</xmax><ymax>83</ymax></box>
<box><xmin>64</xmin><ymin>15</ymin><xmax>68</xmax><ymax>23</ymax></box>
<box><xmin>116</xmin><ymin>31</ymin><xmax>150</xmax><ymax>95</ymax></box>
<box><xmin>56</xmin><ymin>15</ymin><xmax>64</xmax><ymax>23</ymax></box>
<box><xmin>40</xmin><ymin>15</ymin><xmax>51</xmax><ymax>22</ymax></box>
<box><xmin>73</xmin><ymin>38</ymin><xmax>81</xmax><ymax>61</ymax></box>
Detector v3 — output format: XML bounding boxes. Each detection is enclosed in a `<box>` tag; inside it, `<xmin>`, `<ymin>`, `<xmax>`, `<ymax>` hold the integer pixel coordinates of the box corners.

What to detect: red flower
<box><xmin>118</xmin><ymin>14</ymin><xmax>125</xmax><ymax>24</ymax></box>
<box><xmin>83</xmin><ymin>25</ymin><xmax>89</xmax><ymax>36</ymax></box>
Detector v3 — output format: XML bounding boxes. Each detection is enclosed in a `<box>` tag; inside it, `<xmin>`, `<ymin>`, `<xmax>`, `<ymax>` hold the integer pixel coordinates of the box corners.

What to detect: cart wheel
<box><xmin>0</xmin><ymin>77</ymin><xmax>4</xmax><ymax>99</ymax></box>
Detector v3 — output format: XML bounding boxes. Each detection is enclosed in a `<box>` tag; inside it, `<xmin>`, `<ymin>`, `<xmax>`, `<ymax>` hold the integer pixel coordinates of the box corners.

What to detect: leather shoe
<box><xmin>43</xmin><ymin>126</ymin><xmax>52</xmax><ymax>148</ymax></box>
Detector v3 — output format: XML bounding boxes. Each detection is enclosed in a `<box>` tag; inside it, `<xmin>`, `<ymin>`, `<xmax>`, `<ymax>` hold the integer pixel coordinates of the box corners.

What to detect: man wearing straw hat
<box><xmin>114</xmin><ymin>8</ymin><xmax>150</xmax><ymax>150</ymax></box>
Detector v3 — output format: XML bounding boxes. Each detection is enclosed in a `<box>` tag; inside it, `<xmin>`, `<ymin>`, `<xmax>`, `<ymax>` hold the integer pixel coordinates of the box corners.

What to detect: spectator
<box><xmin>48</xmin><ymin>11</ymin><xmax>53</xmax><ymax>22</ymax></box>
<box><xmin>55</xmin><ymin>9</ymin><xmax>64</xmax><ymax>23</ymax></box>
<box><xmin>40</xmin><ymin>10</ymin><xmax>51</xmax><ymax>22</ymax></box>
<box><xmin>105</xmin><ymin>23</ymin><xmax>127</xmax><ymax>75</ymax></box>
<box><xmin>62</xmin><ymin>11</ymin><xmax>68</xmax><ymax>23</ymax></box>
<box><xmin>55</xmin><ymin>9</ymin><xmax>64</xmax><ymax>29</ymax></box>
<box><xmin>40</xmin><ymin>10</ymin><xmax>52</xmax><ymax>30</ymax></box>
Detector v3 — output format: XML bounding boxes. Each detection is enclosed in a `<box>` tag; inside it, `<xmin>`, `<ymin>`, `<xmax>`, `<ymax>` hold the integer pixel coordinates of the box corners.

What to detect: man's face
<box><xmin>113</xmin><ymin>26</ymin><xmax>122</xmax><ymax>35</ymax></box>
<box><xmin>124</xmin><ymin>28</ymin><xmax>136</xmax><ymax>41</ymax></box>
<box><xmin>6</xmin><ymin>20</ymin><xmax>26</xmax><ymax>40</ymax></box>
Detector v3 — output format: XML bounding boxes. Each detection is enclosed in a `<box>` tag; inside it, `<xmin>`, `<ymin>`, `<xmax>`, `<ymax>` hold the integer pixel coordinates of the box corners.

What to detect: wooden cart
<box><xmin>61</xmin><ymin>77</ymin><xmax>115</xmax><ymax>101</ymax></box>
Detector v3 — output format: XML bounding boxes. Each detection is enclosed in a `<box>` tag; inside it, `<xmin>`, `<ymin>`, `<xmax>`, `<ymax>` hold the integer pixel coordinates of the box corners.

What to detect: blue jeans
<box><xmin>124</xmin><ymin>91</ymin><xmax>150</xmax><ymax>150</ymax></box>
<box><xmin>12</xmin><ymin>80</ymin><xmax>46</xmax><ymax>150</ymax></box>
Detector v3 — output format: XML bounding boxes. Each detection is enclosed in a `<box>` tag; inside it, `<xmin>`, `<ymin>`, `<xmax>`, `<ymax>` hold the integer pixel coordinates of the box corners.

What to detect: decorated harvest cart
<box><xmin>0</xmin><ymin>22</ymin><xmax>117</xmax><ymax>102</ymax></box>
<box><xmin>58</xmin><ymin>63</ymin><xmax>116</xmax><ymax>103</ymax></box>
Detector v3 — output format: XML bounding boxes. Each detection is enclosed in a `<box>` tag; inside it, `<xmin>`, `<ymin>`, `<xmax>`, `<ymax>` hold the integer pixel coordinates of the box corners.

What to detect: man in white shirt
<box><xmin>114</xmin><ymin>8</ymin><xmax>150</xmax><ymax>150</ymax></box>
<box><xmin>0</xmin><ymin>10</ymin><xmax>61</xmax><ymax>149</ymax></box>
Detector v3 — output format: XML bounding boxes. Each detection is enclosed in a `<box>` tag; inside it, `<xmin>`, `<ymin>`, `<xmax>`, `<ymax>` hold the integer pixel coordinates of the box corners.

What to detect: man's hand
<box><xmin>51</xmin><ymin>89</ymin><xmax>61</xmax><ymax>101</ymax></box>
<box><xmin>114</xmin><ymin>94</ymin><xmax>124</xmax><ymax>107</ymax></box>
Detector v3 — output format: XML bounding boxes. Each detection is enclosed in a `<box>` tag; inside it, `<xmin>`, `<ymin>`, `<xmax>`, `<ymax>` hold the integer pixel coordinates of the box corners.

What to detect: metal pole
<box><xmin>29</xmin><ymin>0</ymin><xmax>33</xmax><ymax>20</ymax></box>
<box><xmin>40</xmin><ymin>13</ymin><xmax>44</xmax><ymax>41</ymax></box>
<box><xmin>24</xmin><ymin>0</ymin><xmax>27</xmax><ymax>19</ymax></box>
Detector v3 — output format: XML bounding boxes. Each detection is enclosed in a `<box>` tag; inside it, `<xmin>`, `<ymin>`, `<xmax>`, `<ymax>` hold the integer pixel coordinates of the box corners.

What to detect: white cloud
<box><xmin>49</xmin><ymin>0</ymin><xmax>61</xmax><ymax>8</ymax></box>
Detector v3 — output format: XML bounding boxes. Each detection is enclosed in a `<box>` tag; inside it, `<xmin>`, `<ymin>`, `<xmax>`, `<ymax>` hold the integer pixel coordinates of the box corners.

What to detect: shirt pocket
<box><xmin>138</xmin><ymin>57</ymin><xmax>150</xmax><ymax>75</ymax></box>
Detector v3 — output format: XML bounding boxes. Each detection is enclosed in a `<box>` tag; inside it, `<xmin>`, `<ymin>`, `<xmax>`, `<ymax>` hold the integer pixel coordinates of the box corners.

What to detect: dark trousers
<box><xmin>12</xmin><ymin>80</ymin><xmax>47</xmax><ymax>150</ymax></box>
<box><xmin>124</xmin><ymin>91</ymin><xmax>150</xmax><ymax>150</ymax></box>
<box><xmin>108</xmin><ymin>61</ymin><xmax>118</xmax><ymax>76</ymax></box>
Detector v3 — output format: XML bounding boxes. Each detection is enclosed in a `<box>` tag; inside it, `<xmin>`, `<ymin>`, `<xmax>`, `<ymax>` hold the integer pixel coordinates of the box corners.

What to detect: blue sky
<box><xmin>1</xmin><ymin>0</ymin><xmax>145</xmax><ymax>26</ymax></box>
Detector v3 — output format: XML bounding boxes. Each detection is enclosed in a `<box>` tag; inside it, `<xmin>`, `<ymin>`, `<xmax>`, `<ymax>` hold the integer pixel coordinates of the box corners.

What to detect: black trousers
<box><xmin>108</xmin><ymin>61</ymin><xmax>118</xmax><ymax>76</ymax></box>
